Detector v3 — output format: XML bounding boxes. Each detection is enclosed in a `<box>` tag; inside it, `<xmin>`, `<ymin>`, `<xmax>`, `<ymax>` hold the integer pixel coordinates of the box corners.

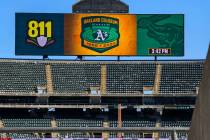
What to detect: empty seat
<box><xmin>7</xmin><ymin>133</ymin><xmax>38</xmax><ymax>139</ymax></box>
<box><xmin>59</xmin><ymin>132</ymin><xmax>90</xmax><ymax>138</ymax></box>
<box><xmin>159</xmin><ymin>62</ymin><xmax>204</xmax><ymax>94</ymax></box>
<box><xmin>110</xmin><ymin>120</ymin><xmax>156</xmax><ymax>127</ymax></box>
<box><xmin>0</xmin><ymin>61</ymin><xmax>46</xmax><ymax>93</ymax></box>
<box><xmin>2</xmin><ymin>119</ymin><xmax>51</xmax><ymax>127</ymax></box>
<box><xmin>57</xmin><ymin>119</ymin><xmax>103</xmax><ymax>127</ymax></box>
<box><xmin>107</xmin><ymin>63</ymin><xmax>156</xmax><ymax>94</ymax></box>
<box><xmin>51</xmin><ymin>63</ymin><xmax>101</xmax><ymax>94</ymax></box>
<box><xmin>161</xmin><ymin>121</ymin><xmax>191</xmax><ymax>127</ymax></box>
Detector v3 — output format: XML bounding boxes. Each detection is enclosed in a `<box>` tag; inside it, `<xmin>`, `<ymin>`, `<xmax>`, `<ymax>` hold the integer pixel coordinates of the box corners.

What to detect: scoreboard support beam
<box><xmin>117</xmin><ymin>104</ymin><xmax>122</xmax><ymax>138</ymax></box>
<box><xmin>77</xmin><ymin>56</ymin><xmax>83</xmax><ymax>61</ymax></box>
<box><xmin>154</xmin><ymin>56</ymin><xmax>157</xmax><ymax>61</ymax></box>
<box><xmin>117</xmin><ymin>56</ymin><xmax>120</xmax><ymax>61</ymax></box>
<box><xmin>43</xmin><ymin>55</ymin><xmax>49</xmax><ymax>60</ymax></box>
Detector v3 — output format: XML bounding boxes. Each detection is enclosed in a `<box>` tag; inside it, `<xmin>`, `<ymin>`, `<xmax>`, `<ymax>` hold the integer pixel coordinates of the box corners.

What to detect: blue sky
<box><xmin>0</xmin><ymin>0</ymin><xmax>209</xmax><ymax>60</ymax></box>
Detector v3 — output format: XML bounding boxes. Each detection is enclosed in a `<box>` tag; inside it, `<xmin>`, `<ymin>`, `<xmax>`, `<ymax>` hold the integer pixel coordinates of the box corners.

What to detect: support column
<box><xmin>153</xmin><ymin>121</ymin><xmax>160</xmax><ymax>140</ymax></box>
<box><xmin>154</xmin><ymin>64</ymin><xmax>162</xmax><ymax>94</ymax></box>
<box><xmin>173</xmin><ymin>131</ymin><xmax>177</xmax><ymax>140</ymax></box>
<box><xmin>102</xmin><ymin>121</ymin><xmax>110</xmax><ymax>140</ymax></box>
<box><xmin>117</xmin><ymin>104</ymin><xmax>122</xmax><ymax>138</ymax></box>
<box><xmin>101</xmin><ymin>65</ymin><xmax>107</xmax><ymax>95</ymax></box>
<box><xmin>45</xmin><ymin>64</ymin><xmax>54</xmax><ymax>95</ymax></box>
<box><xmin>51</xmin><ymin>117</ymin><xmax>58</xmax><ymax>138</ymax></box>
<box><xmin>0</xmin><ymin>120</ymin><xmax>6</xmax><ymax>138</ymax></box>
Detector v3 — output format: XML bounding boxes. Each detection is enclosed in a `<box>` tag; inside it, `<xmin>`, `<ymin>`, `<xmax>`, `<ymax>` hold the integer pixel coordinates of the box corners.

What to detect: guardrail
<box><xmin>0</xmin><ymin>104</ymin><xmax>195</xmax><ymax>109</ymax></box>
<box><xmin>0</xmin><ymin>127</ymin><xmax>190</xmax><ymax>133</ymax></box>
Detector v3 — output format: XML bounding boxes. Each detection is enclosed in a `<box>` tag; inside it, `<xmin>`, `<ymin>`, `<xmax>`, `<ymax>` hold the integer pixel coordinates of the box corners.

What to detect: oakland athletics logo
<box><xmin>81</xmin><ymin>16</ymin><xmax>120</xmax><ymax>53</ymax></box>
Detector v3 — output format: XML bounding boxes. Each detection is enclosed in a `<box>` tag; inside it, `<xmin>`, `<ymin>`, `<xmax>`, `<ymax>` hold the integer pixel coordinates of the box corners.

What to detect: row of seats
<box><xmin>159</xmin><ymin>62</ymin><xmax>203</xmax><ymax>94</ymax></box>
<box><xmin>161</xmin><ymin>121</ymin><xmax>191</xmax><ymax>127</ymax></box>
<box><xmin>107</xmin><ymin>64</ymin><xmax>156</xmax><ymax>94</ymax></box>
<box><xmin>0</xmin><ymin>62</ymin><xmax>46</xmax><ymax>93</ymax></box>
<box><xmin>2</xmin><ymin>119</ymin><xmax>51</xmax><ymax>127</ymax></box>
<box><xmin>57</xmin><ymin>119</ymin><xmax>103</xmax><ymax>127</ymax></box>
<box><xmin>0</xmin><ymin>132</ymin><xmax>188</xmax><ymax>139</ymax></box>
<box><xmin>1</xmin><ymin>119</ymin><xmax>191</xmax><ymax>128</ymax></box>
<box><xmin>7</xmin><ymin>133</ymin><xmax>38</xmax><ymax>139</ymax></box>
<box><xmin>0</xmin><ymin>60</ymin><xmax>204</xmax><ymax>94</ymax></box>
<box><xmin>51</xmin><ymin>64</ymin><xmax>101</xmax><ymax>94</ymax></box>
<box><xmin>160</xmin><ymin>131</ymin><xmax>188</xmax><ymax>139</ymax></box>
<box><xmin>110</xmin><ymin>120</ymin><xmax>156</xmax><ymax>127</ymax></box>
<box><xmin>59</xmin><ymin>132</ymin><xmax>90</xmax><ymax>138</ymax></box>
<box><xmin>110</xmin><ymin>132</ymin><xmax>187</xmax><ymax>138</ymax></box>
<box><xmin>110</xmin><ymin>132</ymin><xmax>143</xmax><ymax>138</ymax></box>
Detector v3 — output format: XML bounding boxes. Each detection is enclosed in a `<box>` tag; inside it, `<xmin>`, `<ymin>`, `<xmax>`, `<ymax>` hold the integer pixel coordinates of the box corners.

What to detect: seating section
<box><xmin>160</xmin><ymin>132</ymin><xmax>172</xmax><ymax>138</ymax></box>
<box><xmin>0</xmin><ymin>133</ymin><xmax>5</xmax><ymax>138</ymax></box>
<box><xmin>59</xmin><ymin>132</ymin><xmax>90</xmax><ymax>138</ymax></box>
<box><xmin>1</xmin><ymin>118</ymin><xmax>190</xmax><ymax>128</ymax></box>
<box><xmin>0</xmin><ymin>60</ymin><xmax>202</xmax><ymax>139</ymax></box>
<box><xmin>57</xmin><ymin>119</ymin><xmax>103</xmax><ymax>127</ymax></box>
<box><xmin>2</xmin><ymin>119</ymin><xmax>51</xmax><ymax>127</ymax></box>
<box><xmin>0</xmin><ymin>60</ymin><xmax>204</xmax><ymax>94</ymax></box>
<box><xmin>122</xmin><ymin>120</ymin><xmax>156</xmax><ymax>127</ymax></box>
<box><xmin>51</xmin><ymin>63</ymin><xmax>101</xmax><ymax>94</ymax></box>
<box><xmin>109</xmin><ymin>132</ymin><xmax>118</xmax><ymax>138</ymax></box>
<box><xmin>0</xmin><ymin>61</ymin><xmax>46</xmax><ymax>93</ymax></box>
<box><xmin>107</xmin><ymin>63</ymin><xmax>156</xmax><ymax>94</ymax></box>
<box><xmin>110</xmin><ymin>120</ymin><xmax>156</xmax><ymax>127</ymax></box>
<box><xmin>159</xmin><ymin>62</ymin><xmax>204</xmax><ymax>94</ymax></box>
<box><xmin>177</xmin><ymin>131</ymin><xmax>188</xmax><ymax>139</ymax></box>
<box><xmin>0</xmin><ymin>132</ymin><xmax>188</xmax><ymax>139</ymax></box>
<box><xmin>110</xmin><ymin>132</ymin><xmax>143</xmax><ymax>138</ymax></box>
<box><xmin>7</xmin><ymin>133</ymin><xmax>38</xmax><ymax>139</ymax></box>
<box><xmin>123</xmin><ymin>133</ymin><xmax>143</xmax><ymax>138</ymax></box>
<box><xmin>161</xmin><ymin>121</ymin><xmax>191</xmax><ymax>127</ymax></box>
<box><xmin>160</xmin><ymin>131</ymin><xmax>188</xmax><ymax>139</ymax></box>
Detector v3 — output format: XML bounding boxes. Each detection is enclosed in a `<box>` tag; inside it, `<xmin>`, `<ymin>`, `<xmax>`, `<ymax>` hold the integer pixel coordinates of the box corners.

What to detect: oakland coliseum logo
<box><xmin>81</xmin><ymin>16</ymin><xmax>120</xmax><ymax>53</ymax></box>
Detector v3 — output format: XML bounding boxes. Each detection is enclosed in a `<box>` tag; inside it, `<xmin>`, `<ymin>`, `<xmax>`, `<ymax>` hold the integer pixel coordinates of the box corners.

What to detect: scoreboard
<box><xmin>15</xmin><ymin>13</ymin><xmax>184</xmax><ymax>56</ymax></box>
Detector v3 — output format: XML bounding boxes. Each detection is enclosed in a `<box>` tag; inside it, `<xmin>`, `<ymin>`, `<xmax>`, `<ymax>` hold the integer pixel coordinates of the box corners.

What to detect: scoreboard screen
<box><xmin>137</xmin><ymin>14</ymin><xmax>184</xmax><ymax>56</ymax></box>
<box><xmin>15</xmin><ymin>13</ymin><xmax>184</xmax><ymax>56</ymax></box>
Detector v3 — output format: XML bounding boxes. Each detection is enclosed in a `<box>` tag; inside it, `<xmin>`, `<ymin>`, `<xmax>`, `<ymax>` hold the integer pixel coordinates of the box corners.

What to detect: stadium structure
<box><xmin>0</xmin><ymin>0</ymin><xmax>207</xmax><ymax>140</ymax></box>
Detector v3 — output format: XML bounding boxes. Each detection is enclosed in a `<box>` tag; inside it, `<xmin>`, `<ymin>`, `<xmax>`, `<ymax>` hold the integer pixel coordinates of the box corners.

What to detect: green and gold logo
<box><xmin>81</xmin><ymin>16</ymin><xmax>120</xmax><ymax>53</ymax></box>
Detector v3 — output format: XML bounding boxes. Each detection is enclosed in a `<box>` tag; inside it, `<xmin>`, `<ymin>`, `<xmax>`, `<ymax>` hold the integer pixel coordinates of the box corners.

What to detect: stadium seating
<box><xmin>110</xmin><ymin>132</ymin><xmax>144</xmax><ymax>138</ymax></box>
<box><xmin>106</xmin><ymin>63</ymin><xmax>156</xmax><ymax>94</ymax></box>
<box><xmin>0</xmin><ymin>59</ymin><xmax>202</xmax><ymax>139</ymax></box>
<box><xmin>160</xmin><ymin>132</ymin><xmax>172</xmax><ymax>138</ymax></box>
<box><xmin>57</xmin><ymin>119</ymin><xmax>103</xmax><ymax>127</ymax></box>
<box><xmin>159</xmin><ymin>62</ymin><xmax>204</xmax><ymax>94</ymax></box>
<box><xmin>2</xmin><ymin>119</ymin><xmax>51</xmax><ymax>127</ymax></box>
<box><xmin>110</xmin><ymin>120</ymin><xmax>190</xmax><ymax>128</ymax></box>
<box><xmin>7</xmin><ymin>133</ymin><xmax>38</xmax><ymax>139</ymax></box>
<box><xmin>0</xmin><ymin>61</ymin><xmax>46</xmax><ymax>93</ymax></box>
<box><xmin>123</xmin><ymin>133</ymin><xmax>143</xmax><ymax>138</ymax></box>
<box><xmin>109</xmin><ymin>132</ymin><xmax>118</xmax><ymax>138</ymax></box>
<box><xmin>0</xmin><ymin>133</ymin><xmax>5</xmax><ymax>138</ymax></box>
<box><xmin>177</xmin><ymin>131</ymin><xmax>188</xmax><ymax>139</ymax></box>
<box><xmin>161</xmin><ymin>121</ymin><xmax>191</xmax><ymax>127</ymax></box>
<box><xmin>160</xmin><ymin>131</ymin><xmax>188</xmax><ymax>139</ymax></box>
<box><xmin>51</xmin><ymin>63</ymin><xmax>101</xmax><ymax>94</ymax></box>
<box><xmin>0</xmin><ymin>60</ymin><xmax>204</xmax><ymax>95</ymax></box>
<box><xmin>59</xmin><ymin>132</ymin><xmax>90</xmax><ymax>138</ymax></box>
<box><xmin>110</xmin><ymin>120</ymin><xmax>156</xmax><ymax>127</ymax></box>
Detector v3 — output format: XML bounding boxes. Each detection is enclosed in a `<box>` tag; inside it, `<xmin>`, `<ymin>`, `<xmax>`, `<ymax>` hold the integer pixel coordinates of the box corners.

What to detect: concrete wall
<box><xmin>189</xmin><ymin>47</ymin><xmax>210</xmax><ymax>140</ymax></box>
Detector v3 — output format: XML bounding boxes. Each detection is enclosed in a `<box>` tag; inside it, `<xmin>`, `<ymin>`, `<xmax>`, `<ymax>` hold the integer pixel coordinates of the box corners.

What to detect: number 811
<box><xmin>27</xmin><ymin>20</ymin><xmax>52</xmax><ymax>38</ymax></box>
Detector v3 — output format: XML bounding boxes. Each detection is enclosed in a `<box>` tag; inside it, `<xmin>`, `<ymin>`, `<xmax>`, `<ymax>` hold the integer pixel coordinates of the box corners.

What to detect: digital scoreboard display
<box><xmin>15</xmin><ymin>13</ymin><xmax>184</xmax><ymax>56</ymax></box>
